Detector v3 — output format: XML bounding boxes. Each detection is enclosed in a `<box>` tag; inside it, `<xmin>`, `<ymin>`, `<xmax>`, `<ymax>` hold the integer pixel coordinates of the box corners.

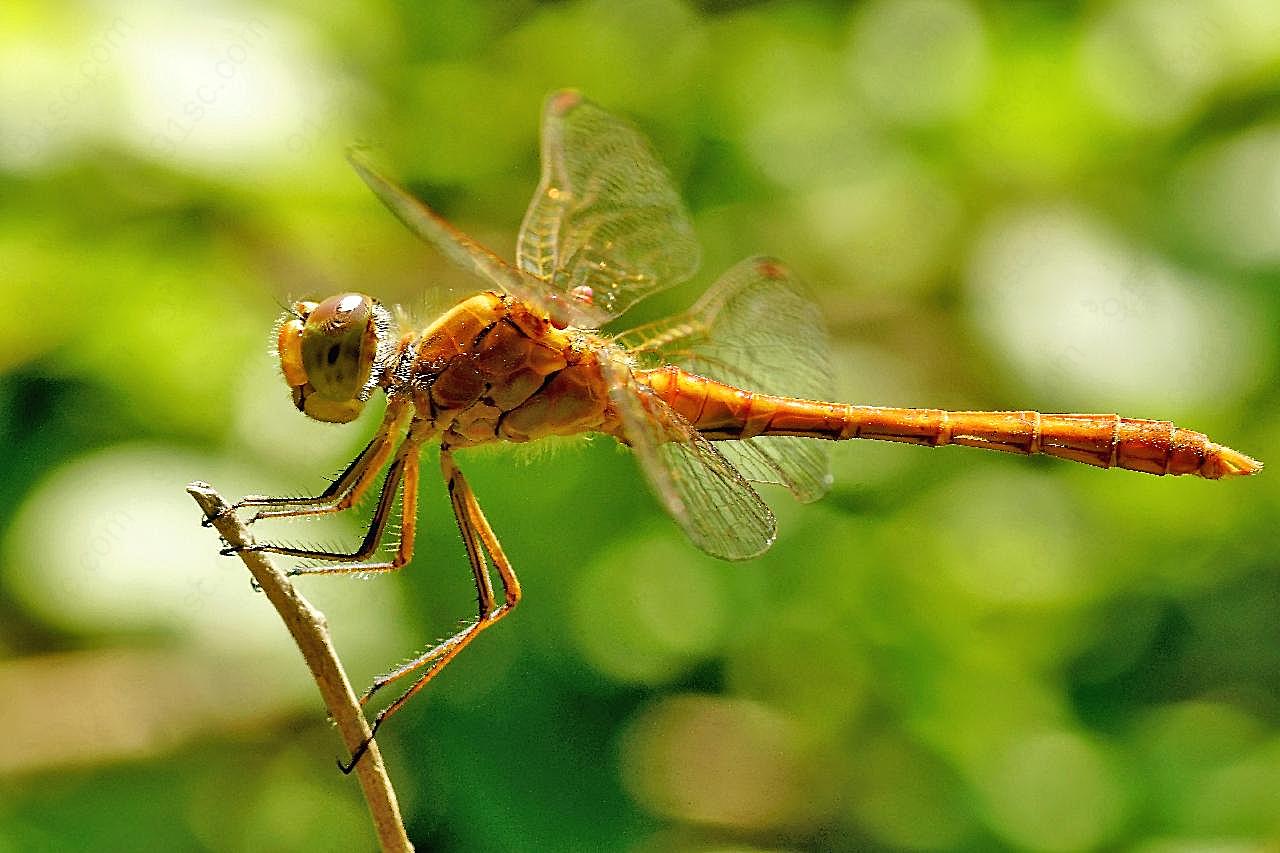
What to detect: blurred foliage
<box><xmin>2</xmin><ymin>1</ymin><xmax>1279</xmax><ymax>851</ymax></box>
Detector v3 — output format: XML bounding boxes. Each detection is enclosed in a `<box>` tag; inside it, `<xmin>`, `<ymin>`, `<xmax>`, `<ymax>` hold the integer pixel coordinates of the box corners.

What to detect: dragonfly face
<box><xmin>276</xmin><ymin>292</ymin><xmax>394</xmax><ymax>424</ymax></box>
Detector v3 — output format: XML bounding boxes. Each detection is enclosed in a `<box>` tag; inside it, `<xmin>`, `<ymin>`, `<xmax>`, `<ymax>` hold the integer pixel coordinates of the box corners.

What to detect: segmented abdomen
<box><xmin>637</xmin><ymin>365</ymin><xmax>1261</xmax><ymax>480</ymax></box>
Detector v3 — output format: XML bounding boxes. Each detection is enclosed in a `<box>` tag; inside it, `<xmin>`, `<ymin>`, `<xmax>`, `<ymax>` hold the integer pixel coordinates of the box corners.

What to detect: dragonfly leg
<box><xmin>249</xmin><ymin>432</ymin><xmax>394</xmax><ymax>524</ymax></box>
<box><xmin>228</xmin><ymin>438</ymin><xmax>422</xmax><ymax>574</ymax></box>
<box><xmin>227</xmin><ymin>402</ymin><xmax>409</xmax><ymax>524</ymax></box>
<box><xmin>344</xmin><ymin>449</ymin><xmax>521</xmax><ymax>768</ymax></box>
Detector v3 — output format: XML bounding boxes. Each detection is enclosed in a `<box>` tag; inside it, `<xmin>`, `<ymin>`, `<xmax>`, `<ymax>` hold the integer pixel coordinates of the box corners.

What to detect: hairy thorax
<box><xmin>398</xmin><ymin>292</ymin><xmax>614</xmax><ymax>448</ymax></box>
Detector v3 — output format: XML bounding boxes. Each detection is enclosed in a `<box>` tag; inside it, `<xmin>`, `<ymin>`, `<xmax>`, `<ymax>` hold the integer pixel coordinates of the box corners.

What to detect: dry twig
<box><xmin>188</xmin><ymin>481</ymin><xmax>413</xmax><ymax>853</ymax></box>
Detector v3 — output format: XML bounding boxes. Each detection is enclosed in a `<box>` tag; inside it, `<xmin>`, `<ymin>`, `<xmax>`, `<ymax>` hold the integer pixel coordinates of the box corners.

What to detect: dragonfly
<box><xmin>222</xmin><ymin>90</ymin><xmax>1261</xmax><ymax>770</ymax></box>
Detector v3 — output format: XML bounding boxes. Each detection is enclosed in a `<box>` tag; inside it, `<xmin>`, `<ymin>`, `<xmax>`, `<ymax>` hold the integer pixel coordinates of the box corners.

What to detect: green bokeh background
<box><xmin>2</xmin><ymin>2</ymin><xmax>1278</xmax><ymax>851</ymax></box>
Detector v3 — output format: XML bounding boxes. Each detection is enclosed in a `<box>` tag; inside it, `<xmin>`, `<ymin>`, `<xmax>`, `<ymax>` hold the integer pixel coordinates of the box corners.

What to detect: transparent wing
<box><xmin>616</xmin><ymin>256</ymin><xmax>834</xmax><ymax>503</ymax></box>
<box><xmin>599</xmin><ymin>353</ymin><xmax>775</xmax><ymax>561</ymax></box>
<box><xmin>347</xmin><ymin>147</ymin><xmax>586</xmax><ymax>326</ymax></box>
<box><xmin>517</xmin><ymin>90</ymin><xmax>701</xmax><ymax>327</ymax></box>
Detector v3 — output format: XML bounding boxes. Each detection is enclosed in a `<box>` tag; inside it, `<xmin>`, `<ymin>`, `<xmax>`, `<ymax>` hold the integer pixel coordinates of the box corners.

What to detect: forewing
<box><xmin>517</xmin><ymin>90</ymin><xmax>701</xmax><ymax>327</ymax></box>
<box><xmin>347</xmin><ymin>147</ymin><xmax>524</xmax><ymax>291</ymax></box>
<box><xmin>617</xmin><ymin>256</ymin><xmax>834</xmax><ymax>503</ymax></box>
<box><xmin>599</xmin><ymin>354</ymin><xmax>775</xmax><ymax>561</ymax></box>
<box><xmin>348</xmin><ymin>147</ymin><xmax>591</xmax><ymax>325</ymax></box>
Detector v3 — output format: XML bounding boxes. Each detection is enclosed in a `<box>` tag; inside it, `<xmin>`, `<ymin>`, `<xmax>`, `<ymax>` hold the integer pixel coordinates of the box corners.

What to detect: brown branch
<box><xmin>187</xmin><ymin>481</ymin><xmax>413</xmax><ymax>853</ymax></box>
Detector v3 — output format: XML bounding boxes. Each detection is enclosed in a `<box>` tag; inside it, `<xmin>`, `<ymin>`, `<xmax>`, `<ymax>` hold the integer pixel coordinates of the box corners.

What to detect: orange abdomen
<box><xmin>637</xmin><ymin>366</ymin><xmax>1261</xmax><ymax>480</ymax></box>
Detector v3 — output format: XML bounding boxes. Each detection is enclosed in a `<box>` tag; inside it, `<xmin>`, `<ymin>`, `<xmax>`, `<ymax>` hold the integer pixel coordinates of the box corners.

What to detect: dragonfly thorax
<box><xmin>397</xmin><ymin>291</ymin><xmax>615</xmax><ymax>448</ymax></box>
<box><xmin>276</xmin><ymin>292</ymin><xmax>395</xmax><ymax>424</ymax></box>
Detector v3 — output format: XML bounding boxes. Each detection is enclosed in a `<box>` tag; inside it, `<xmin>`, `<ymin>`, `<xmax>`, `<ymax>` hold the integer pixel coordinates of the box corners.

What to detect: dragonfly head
<box><xmin>275</xmin><ymin>293</ymin><xmax>394</xmax><ymax>423</ymax></box>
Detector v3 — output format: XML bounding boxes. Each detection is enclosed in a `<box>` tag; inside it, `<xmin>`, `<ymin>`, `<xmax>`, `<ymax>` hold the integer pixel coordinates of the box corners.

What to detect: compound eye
<box><xmin>301</xmin><ymin>293</ymin><xmax>377</xmax><ymax>402</ymax></box>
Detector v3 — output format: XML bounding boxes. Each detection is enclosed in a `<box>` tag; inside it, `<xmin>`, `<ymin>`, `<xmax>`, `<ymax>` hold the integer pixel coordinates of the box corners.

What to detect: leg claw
<box><xmin>201</xmin><ymin>507</ymin><xmax>232</xmax><ymax>528</ymax></box>
<box><xmin>337</xmin><ymin>731</ymin><xmax>377</xmax><ymax>775</ymax></box>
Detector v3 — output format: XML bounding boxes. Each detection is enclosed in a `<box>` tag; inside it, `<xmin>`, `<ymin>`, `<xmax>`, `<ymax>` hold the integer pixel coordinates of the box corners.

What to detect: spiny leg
<box><xmin>250</xmin><ymin>431</ymin><xmax>395</xmax><ymax>524</ymax></box>
<box><xmin>226</xmin><ymin>402</ymin><xmax>409</xmax><ymax>524</ymax></box>
<box><xmin>363</xmin><ymin>449</ymin><xmax>521</xmax><ymax>697</ymax></box>
<box><xmin>232</xmin><ymin>432</ymin><xmax>380</xmax><ymax>518</ymax></box>
<box><xmin>227</xmin><ymin>439</ymin><xmax>421</xmax><ymax>573</ymax></box>
<box><xmin>340</xmin><ymin>449</ymin><xmax>521</xmax><ymax>773</ymax></box>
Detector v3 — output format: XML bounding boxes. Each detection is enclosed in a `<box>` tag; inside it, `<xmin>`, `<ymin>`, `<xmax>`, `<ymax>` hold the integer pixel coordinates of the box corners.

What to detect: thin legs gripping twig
<box><xmin>215</xmin><ymin>403</ymin><xmax>410</xmax><ymax>526</ymax></box>
<box><xmin>188</xmin><ymin>482</ymin><xmax>413</xmax><ymax>853</ymax></box>
<box><xmin>338</xmin><ymin>449</ymin><xmax>523</xmax><ymax>772</ymax></box>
